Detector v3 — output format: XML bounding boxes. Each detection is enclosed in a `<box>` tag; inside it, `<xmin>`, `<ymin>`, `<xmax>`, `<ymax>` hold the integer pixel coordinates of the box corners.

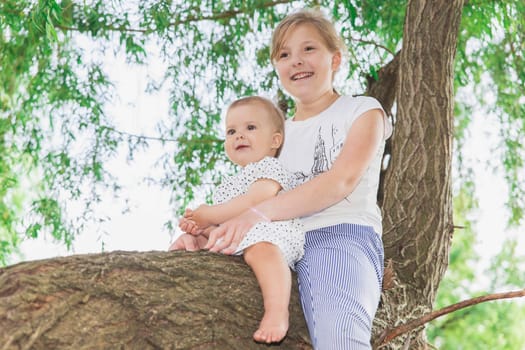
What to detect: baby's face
<box><xmin>224</xmin><ymin>103</ymin><xmax>282</xmax><ymax>167</ymax></box>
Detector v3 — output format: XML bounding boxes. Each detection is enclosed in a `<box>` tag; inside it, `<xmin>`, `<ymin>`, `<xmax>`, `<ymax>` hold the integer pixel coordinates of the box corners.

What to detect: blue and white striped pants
<box><xmin>295</xmin><ymin>224</ymin><xmax>384</xmax><ymax>350</ymax></box>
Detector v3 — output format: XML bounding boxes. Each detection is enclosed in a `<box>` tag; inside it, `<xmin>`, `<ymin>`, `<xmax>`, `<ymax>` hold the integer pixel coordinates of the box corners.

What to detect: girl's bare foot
<box><xmin>253</xmin><ymin>308</ymin><xmax>289</xmax><ymax>343</ymax></box>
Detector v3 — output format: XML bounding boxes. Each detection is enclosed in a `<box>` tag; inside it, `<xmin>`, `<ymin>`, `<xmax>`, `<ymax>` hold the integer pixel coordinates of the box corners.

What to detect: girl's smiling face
<box><xmin>274</xmin><ymin>24</ymin><xmax>341</xmax><ymax>103</ymax></box>
<box><xmin>224</xmin><ymin>103</ymin><xmax>283</xmax><ymax>167</ymax></box>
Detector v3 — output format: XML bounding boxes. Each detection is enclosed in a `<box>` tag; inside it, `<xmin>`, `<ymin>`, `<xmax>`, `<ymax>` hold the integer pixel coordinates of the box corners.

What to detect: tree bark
<box><xmin>0</xmin><ymin>251</ymin><xmax>311</xmax><ymax>350</ymax></box>
<box><xmin>374</xmin><ymin>0</ymin><xmax>465</xmax><ymax>348</ymax></box>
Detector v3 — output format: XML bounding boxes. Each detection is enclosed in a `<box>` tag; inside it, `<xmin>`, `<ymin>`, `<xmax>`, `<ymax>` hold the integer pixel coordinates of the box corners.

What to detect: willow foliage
<box><xmin>0</xmin><ymin>1</ymin><xmax>523</xmax><ymax>270</ymax></box>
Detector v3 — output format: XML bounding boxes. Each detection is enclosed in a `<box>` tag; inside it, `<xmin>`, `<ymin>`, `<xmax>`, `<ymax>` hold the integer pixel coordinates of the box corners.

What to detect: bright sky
<box><xmin>13</xmin><ymin>47</ymin><xmax>180</xmax><ymax>263</ymax></box>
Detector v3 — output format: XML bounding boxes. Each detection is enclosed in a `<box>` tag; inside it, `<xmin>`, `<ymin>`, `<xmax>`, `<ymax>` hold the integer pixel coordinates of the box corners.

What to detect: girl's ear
<box><xmin>272</xmin><ymin>132</ymin><xmax>284</xmax><ymax>149</ymax></box>
<box><xmin>332</xmin><ymin>51</ymin><xmax>342</xmax><ymax>71</ymax></box>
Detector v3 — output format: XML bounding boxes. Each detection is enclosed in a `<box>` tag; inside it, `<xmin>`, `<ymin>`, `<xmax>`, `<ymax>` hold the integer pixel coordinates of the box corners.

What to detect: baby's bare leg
<box><xmin>243</xmin><ymin>242</ymin><xmax>291</xmax><ymax>343</ymax></box>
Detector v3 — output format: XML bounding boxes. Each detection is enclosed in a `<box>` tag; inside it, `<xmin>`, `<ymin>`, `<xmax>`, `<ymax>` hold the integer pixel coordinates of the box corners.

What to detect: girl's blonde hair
<box><xmin>270</xmin><ymin>8</ymin><xmax>347</xmax><ymax>64</ymax></box>
<box><xmin>227</xmin><ymin>96</ymin><xmax>286</xmax><ymax>157</ymax></box>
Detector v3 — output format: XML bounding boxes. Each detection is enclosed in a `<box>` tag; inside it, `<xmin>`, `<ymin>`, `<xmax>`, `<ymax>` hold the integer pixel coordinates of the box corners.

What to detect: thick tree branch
<box><xmin>366</xmin><ymin>53</ymin><xmax>399</xmax><ymax>207</ymax></box>
<box><xmin>375</xmin><ymin>288</ymin><xmax>525</xmax><ymax>348</ymax></box>
<box><xmin>366</xmin><ymin>52</ymin><xmax>400</xmax><ymax>117</ymax></box>
<box><xmin>0</xmin><ymin>251</ymin><xmax>311</xmax><ymax>349</ymax></box>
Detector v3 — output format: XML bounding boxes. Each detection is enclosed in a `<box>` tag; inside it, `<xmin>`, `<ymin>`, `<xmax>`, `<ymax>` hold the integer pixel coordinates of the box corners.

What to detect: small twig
<box><xmin>101</xmin><ymin>125</ymin><xmax>178</xmax><ymax>143</ymax></box>
<box><xmin>382</xmin><ymin>259</ymin><xmax>395</xmax><ymax>290</ymax></box>
<box><xmin>100</xmin><ymin>125</ymin><xmax>222</xmax><ymax>145</ymax></box>
<box><xmin>56</xmin><ymin>0</ymin><xmax>293</xmax><ymax>34</ymax></box>
<box><xmin>349</xmin><ymin>36</ymin><xmax>395</xmax><ymax>56</ymax></box>
<box><xmin>377</xmin><ymin>288</ymin><xmax>525</xmax><ymax>347</ymax></box>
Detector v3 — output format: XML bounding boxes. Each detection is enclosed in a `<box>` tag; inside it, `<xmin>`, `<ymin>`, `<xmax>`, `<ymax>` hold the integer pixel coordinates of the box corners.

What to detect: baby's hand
<box><xmin>183</xmin><ymin>208</ymin><xmax>193</xmax><ymax>219</ymax></box>
<box><xmin>179</xmin><ymin>217</ymin><xmax>200</xmax><ymax>235</ymax></box>
<box><xmin>191</xmin><ymin>204</ymin><xmax>213</xmax><ymax>228</ymax></box>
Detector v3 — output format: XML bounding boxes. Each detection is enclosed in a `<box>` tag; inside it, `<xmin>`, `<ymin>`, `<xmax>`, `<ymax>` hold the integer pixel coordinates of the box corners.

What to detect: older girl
<box><xmin>206</xmin><ymin>9</ymin><xmax>391</xmax><ymax>349</ymax></box>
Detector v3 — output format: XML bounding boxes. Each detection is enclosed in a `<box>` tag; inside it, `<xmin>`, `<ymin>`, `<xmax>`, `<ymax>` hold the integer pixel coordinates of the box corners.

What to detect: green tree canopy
<box><xmin>1</xmin><ymin>0</ymin><xmax>522</xmax><ymax>261</ymax></box>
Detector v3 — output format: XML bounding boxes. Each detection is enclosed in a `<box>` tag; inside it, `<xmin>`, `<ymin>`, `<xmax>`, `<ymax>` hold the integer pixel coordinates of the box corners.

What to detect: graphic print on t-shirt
<box><xmin>312</xmin><ymin>127</ymin><xmax>329</xmax><ymax>175</ymax></box>
<box><xmin>294</xmin><ymin>125</ymin><xmax>345</xmax><ymax>184</ymax></box>
<box><xmin>329</xmin><ymin>124</ymin><xmax>344</xmax><ymax>163</ymax></box>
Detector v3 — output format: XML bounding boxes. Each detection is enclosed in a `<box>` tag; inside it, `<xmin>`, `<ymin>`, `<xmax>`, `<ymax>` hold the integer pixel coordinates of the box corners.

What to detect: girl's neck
<box><xmin>293</xmin><ymin>90</ymin><xmax>339</xmax><ymax>121</ymax></box>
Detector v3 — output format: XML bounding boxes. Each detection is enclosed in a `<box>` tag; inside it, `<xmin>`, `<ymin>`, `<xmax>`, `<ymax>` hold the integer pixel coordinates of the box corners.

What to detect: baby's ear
<box><xmin>272</xmin><ymin>132</ymin><xmax>283</xmax><ymax>149</ymax></box>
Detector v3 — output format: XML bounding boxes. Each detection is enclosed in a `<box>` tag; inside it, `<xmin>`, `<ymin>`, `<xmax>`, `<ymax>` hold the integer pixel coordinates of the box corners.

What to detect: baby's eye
<box><xmin>278</xmin><ymin>52</ymin><xmax>289</xmax><ymax>59</ymax></box>
<box><xmin>226</xmin><ymin>129</ymin><xmax>235</xmax><ymax>135</ymax></box>
<box><xmin>305</xmin><ymin>46</ymin><xmax>315</xmax><ymax>51</ymax></box>
<box><xmin>247</xmin><ymin>124</ymin><xmax>256</xmax><ymax>130</ymax></box>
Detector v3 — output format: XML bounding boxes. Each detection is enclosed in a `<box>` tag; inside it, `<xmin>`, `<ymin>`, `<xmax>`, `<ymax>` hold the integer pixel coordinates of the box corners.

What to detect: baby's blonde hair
<box><xmin>227</xmin><ymin>96</ymin><xmax>286</xmax><ymax>157</ymax></box>
<box><xmin>270</xmin><ymin>8</ymin><xmax>347</xmax><ymax>64</ymax></box>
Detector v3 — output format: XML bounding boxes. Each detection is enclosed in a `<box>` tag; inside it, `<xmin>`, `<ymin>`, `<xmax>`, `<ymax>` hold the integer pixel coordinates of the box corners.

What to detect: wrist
<box><xmin>249</xmin><ymin>207</ymin><xmax>271</xmax><ymax>223</ymax></box>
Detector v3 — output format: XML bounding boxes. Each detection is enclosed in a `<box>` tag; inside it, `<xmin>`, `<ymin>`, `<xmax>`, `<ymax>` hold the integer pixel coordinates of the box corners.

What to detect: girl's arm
<box><xmin>261</xmin><ymin>108</ymin><xmax>385</xmax><ymax>220</ymax></box>
<box><xmin>206</xmin><ymin>109</ymin><xmax>386</xmax><ymax>253</ymax></box>
<box><xmin>186</xmin><ymin>178</ymin><xmax>282</xmax><ymax>229</ymax></box>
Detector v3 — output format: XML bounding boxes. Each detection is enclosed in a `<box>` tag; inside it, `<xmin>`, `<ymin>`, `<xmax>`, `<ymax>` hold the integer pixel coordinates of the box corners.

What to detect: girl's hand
<box><xmin>205</xmin><ymin>209</ymin><xmax>262</xmax><ymax>254</ymax></box>
<box><xmin>168</xmin><ymin>233</ymin><xmax>208</xmax><ymax>251</ymax></box>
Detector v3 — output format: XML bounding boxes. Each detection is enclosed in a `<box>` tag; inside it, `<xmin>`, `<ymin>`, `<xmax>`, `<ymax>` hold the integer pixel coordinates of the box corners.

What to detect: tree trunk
<box><xmin>0</xmin><ymin>251</ymin><xmax>311</xmax><ymax>350</ymax></box>
<box><xmin>373</xmin><ymin>0</ymin><xmax>465</xmax><ymax>348</ymax></box>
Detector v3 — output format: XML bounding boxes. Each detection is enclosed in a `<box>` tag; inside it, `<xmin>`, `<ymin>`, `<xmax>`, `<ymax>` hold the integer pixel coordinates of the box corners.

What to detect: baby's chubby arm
<box><xmin>184</xmin><ymin>178</ymin><xmax>281</xmax><ymax>230</ymax></box>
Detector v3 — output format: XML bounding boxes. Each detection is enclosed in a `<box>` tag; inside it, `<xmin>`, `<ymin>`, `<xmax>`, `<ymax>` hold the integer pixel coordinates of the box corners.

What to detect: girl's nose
<box><xmin>236</xmin><ymin>133</ymin><xmax>245</xmax><ymax>139</ymax></box>
<box><xmin>292</xmin><ymin>54</ymin><xmax>304</xmax><ymax>66</ymax></box>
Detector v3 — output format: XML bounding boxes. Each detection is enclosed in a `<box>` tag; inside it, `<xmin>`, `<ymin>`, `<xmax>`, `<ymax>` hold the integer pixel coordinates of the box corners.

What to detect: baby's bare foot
<box><xmin>253</xmin><ymin>310</ymin><xmax>289</xmax><ymax>344</ymax></box>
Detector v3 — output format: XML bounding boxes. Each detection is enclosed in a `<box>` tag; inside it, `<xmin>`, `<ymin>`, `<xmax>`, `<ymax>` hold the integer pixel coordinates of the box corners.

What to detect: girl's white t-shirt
<box><xmin>278</xmin><ymin>95</ymin><xmax>391</xmax><ymax>234</ymax></box>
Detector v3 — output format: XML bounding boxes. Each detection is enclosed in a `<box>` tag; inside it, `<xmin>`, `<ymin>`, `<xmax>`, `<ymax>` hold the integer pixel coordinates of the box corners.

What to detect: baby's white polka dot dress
<box><xmin>213</xmin><ymin>157</ymin><xmax>304</xmax><ymax>268</ymax></box>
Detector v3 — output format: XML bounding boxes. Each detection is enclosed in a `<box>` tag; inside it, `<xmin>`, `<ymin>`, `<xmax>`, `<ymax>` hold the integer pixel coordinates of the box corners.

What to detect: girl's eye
<box><xmin>247</xmin><ymin>124</ymin><xmax>256</xmax><ymax>130</ymax></box>
<box><xmin>226</xmin><ymin>129</ymin><xmax>235</xmax><ymax>135</ymax></box>
<box><xmin>279</xmin><ymin>52</ymin><xmax>288</xmax><ymax>59</ymax></box>
<box><xmin>305</xmin><ymin>46</ymin><xmax>315</xmax><ymax>51</ymax></box>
